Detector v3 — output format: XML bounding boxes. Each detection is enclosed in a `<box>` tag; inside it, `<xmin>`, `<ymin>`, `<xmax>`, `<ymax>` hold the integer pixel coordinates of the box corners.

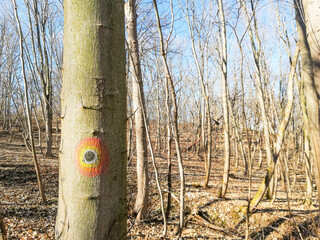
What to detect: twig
<box><xmin>191</xmin><ymin>211</ymin><xmax>241</xmax><ymax>238</ymax></box>
<box><xmin>163</xmin><ymin>188</ymin><xmax>180</xmax><ymax>203</ymax></box>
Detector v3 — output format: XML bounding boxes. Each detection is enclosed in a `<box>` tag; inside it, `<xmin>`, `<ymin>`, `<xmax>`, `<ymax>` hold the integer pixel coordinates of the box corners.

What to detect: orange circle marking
<box><xmin>75</xmin><ymin>137</ymin><xmax>109</xmax><ymax>177</ymax></box>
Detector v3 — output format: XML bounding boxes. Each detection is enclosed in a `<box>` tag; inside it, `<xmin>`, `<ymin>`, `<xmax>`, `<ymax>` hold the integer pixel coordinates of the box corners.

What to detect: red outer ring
<box><xmin>74</xmin><ymin>137</ymin><xmax>109</xmax><ymax>177</ymax></box>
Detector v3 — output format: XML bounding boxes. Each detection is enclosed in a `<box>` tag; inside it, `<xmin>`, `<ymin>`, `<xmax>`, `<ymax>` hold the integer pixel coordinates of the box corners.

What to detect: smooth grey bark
<box><xmin>55</xmin><ymin>0</ymin><xmax>126</xmax><ymax>239</ymax></box>
<box><xmin>125</xmin><ymin>0</ymin><xmax>149</xmax><ymax>220</ymax></box>
<box><xmin>152</xmin><ymin>0</ymin><xmax>185</xmax><ymax>234</ymax></box>
<box><xmin>12</xmin><ymin>0</ymin><xmax>46</xmax><ymax>203</ymax></box>
<box><xmin>183</xmin><ymin>0</ymin><xmax>213</xmax><ymax>188</ymax></box>
<box><xmin>295</xmin><ymin>59</ymin><xmax>313</xmax><ymax>205</ymax></box>
<box><xmin>241</xmin><ymin>0</ymin><xmax>274</xmax><ymax>199</ymax></box>
<box><xmin>243</xmin><ymin>47</ymin><xmax>299</xmax><ymax>213</ymax></box>
<box><xmin>304</xmin><ymin>131</ymin><xmax>313</xmax><ymax>205</ymax></box>
<box><xmin>295</xmin><ymin>0</ymin><xmax>320</xmax><ymax>206</ymax></box>
<box><xmin>231</xmin><ymin>23</ymin><xmax>249</xmax><ymax>176</ymax></box>
<box><xmin>165</xmin><ymin>77</ymin><xmax>173</xmax><ymax>219</ymax></box>
<box><xmin>26</xmin><ymin>0</ymin><xmax>53</xmax><ymax>156</ymax></box>
<box><xmin>217</xmin><ymin>0</ymin><xmax>231</xmax><ymax>199</ymax></box>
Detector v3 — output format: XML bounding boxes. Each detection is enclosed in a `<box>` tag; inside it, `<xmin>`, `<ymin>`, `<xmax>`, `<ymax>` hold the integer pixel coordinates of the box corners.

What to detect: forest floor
<box><xmin>0</xmin><ymin>129</ymin><xmax>319</xmax><ymax>239</ymax></box>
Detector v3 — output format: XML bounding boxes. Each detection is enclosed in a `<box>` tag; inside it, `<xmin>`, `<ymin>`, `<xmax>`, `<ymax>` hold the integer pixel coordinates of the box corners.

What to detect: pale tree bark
<box><xmin>33</xmin><ymin>104</ymin><xmax>42</xmax><ymax>152</ymax></box>
<box><xmin>241</xmin><ymin>0</ymin><xmax>274</xmax><ymax>199</ymax></box>
<box><xmin>230</xmin><ymin>24</ymin><xmax>249</xmax><ymax>176</ymax></box>
<box><xmin>152</xmin><ymin>0</ymin><xmax>185</xmax><ymax>234</ymax></box>
<box><xmin>294</xmin><ymin>0</ymin><xmax>320</xmax><ymax>206</ymax></box>
<box><xmin>38</xmin><ymin>0</ymin><xmax>53</xmax><ymax>157</ymax></box>
<box><xmin>228</xmin><ymin>99</ymin><xmax>247</xmax><ymax>176</ymax></box>
<box><xmin>217</xmin><ymin>0</ymin><xmax>231</xmax><ymax>199</ymax></box>
<box><xmin>274</xmin><ymin>0</ymin><xmax>301</xmax><ymax>202</ymax></box>
<box><xmin>183</xmin><ymin>0</ymin><xmax>213</xmax><ymax>188</ymax></box>
<box><xmin>26</xmin><ymin>0</ymin><xmax>53</xmax><ymax>156</ymax></box>
<box><xmin>126</xmin><ymin>32</ymin><xmax>167</xmax><ymax>235</ymax></box>
<box><xmin>295</xmin><ymin>57</ymin><xmax>313</xmax><ymax>205</ymax></box>
<box><xmin>244</xmin><ymin>47</ymin><xmax>299</xmax><ymax>212</ymax></box>
<box><xmin>138</xmin><ymin>85</ymin><xmax>168</xmax><ymax>236</ymax></box>
<box><xmin>125</xmin><ymin>0</ymin><xmax>149</xmax><ymax>221</ymax></box>
<box><xmin>127</xmin><ymin>101</ymin><xmax>133</xmax><ymax>163</ymax></box>
<box><xmin>127</xmin><ymin>32</ymin><xmax>167</xmax><ymax>235</ymax></box>
<box><xmin>164</xmin><ymin>77</ymin><xmax>173</xmax><ymax>219</ymax></box>
<box><xmin>304</xmin><ymin>130</ymin><xmax>313</xmax><ymax>205</ymax></box>
<box><xmin>55</xmin><ymin>0</ymin><xmax>126</xmax><ymax>239</ymax></box>
<box><xmin>127</xmin><ymin>47</ymin><xmax>167</xmax><ymax>234</ymax></box>
<box><xmin>156</xmin><ymin>86</ymin><xmax>162</xmax><ymax>154</ymax></box>
<box><xmin>12</xmin><ymin>0</ymin><xmax>46</xmax><ymax>204</ymax></box>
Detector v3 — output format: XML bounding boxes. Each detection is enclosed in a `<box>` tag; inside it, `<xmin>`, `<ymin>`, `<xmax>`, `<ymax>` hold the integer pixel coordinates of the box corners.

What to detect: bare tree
<box><xmin>240</xmin><ymin>0</ymin><xmax>275</xmax><ymax>199</ymax></box>
<box><xmin>217</xmin><ymin>0</ymin><xmax>231</xmax><ymax>199</ymax></box>
<box><xmin>25</xmin><ymin>0</ymin><xmax>53</xmax><ymax>156</ymax></box>
<box><xmin>246</xmin><ymin>47</ymin><xmax>299</xmax><ymax>212</ymax></box>
<box><xmin>152</xmin><ymin>0</ymin><xmax>185</xmax><ymax>234</ymax></box>
<box><xmin>125</xmin><ymin>0</ymin><xmax>149</xmax><ymax>220</ymax></box>
<box><xmin>55</xmin><ymin>0</ymin><xmax>126</xmax><ymax>238</ymax></box>
<box><xmin>182</xmin><ymin>0</ymin><xmax>214</xmax><ymax>188</ymax></box>
<box><xmin>12</xmin><ymin>0</ymin><xmax>47</xmax><ymax>203</ymax></box>
<box><xmin>294</xmin><ymin>0</ymin><xmax>320</xmax><ymax>206</ymax></box>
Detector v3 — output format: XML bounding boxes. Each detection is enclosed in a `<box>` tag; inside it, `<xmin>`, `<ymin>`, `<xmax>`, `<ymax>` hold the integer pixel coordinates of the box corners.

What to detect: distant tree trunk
<box><xmin>229</xmin><ymin>100</ymin><xmax>247</xmax><ymax>176</ymax></box>
<box><xmin>304</xmin><ymin>131</ymin><xmax>313</xmax><ymax>205</ymax></box>
<box><xmin>141</xmin><ymin>97</ymin><xmax>168</xmax><ymax>236</ymax></box>
<box><xmin>2</xmin><ymin>84</ymin><xmax>11</xmax><ymax>132</ymax></box>
<box><xmin>42</xmin><ymin>26</ymin><xmax>53</xmax><ymax>157</ymax></box>
<box><xmin>26</xmin><ymin>0</ymin><xmax>53</xmax><ymax>156</ymax></box>
<box><xmin>239</xmin><ymin>57</ymin><xmax>249</xmax><ymax>175</ymax></box>
<box><xmin>55</xmin><ymin>117</ymin><xmax>59</xmax><ymax>146</ymax></box>
<box><xmin>217</xmin><ymin>0</ymin><xmax>231</xmax><ymax>199</ymax></box>
<box><xmin>125</xmin><ymin>0</ymin><xmax>149</xmax><ymax>220</ymax></box>
<box><xmin>246</xmin><ymin>47</ymin><xmax>299</xmax><ymax>212</ymax></box>
<box><xmin>44</xmin><ymin>90</ymin><xmax>53</xmax><ymax>156</ymax></box>
<box><xmin>152</xmin><ymin>0</ymin><xmax>185</xmax><ymax>234</ymax></box>
<box><xmin>55</xmin><ymin>0</ymin><xmax>126</xmax><ymax>239</ymax></box>
<box><xmin>294</xmin><ymin>0</ymin><xmax>320</xmax><ymax>206</ymax></box>
<box><xmin>127</xmin><ymin>103</ymin><xmax>133</xmax><ymax>162</ymax></box>
<box><xmin>231</xmin><ymin>23</ymin><xmax>248</xmax><ymax>176</ymax></box>
<box><xmin>13</xmin><ymin>0</ymin><xmax>46</xmax><ymax>204</ymax></box>
<box><xmin>241</xmin><ymin>0</ymin><xmax>274</xmax><ymax>199</ymax></box>
<box><xmin>184</xmin><ymin>0</ymin><xmax>212</xmax><ymax>188</ymax></box>
<box><xmin>33</xmin><ymin>106</ymin><xmax>42</xmax><ymax>153</ymax></box>
<box><xmin>156</xmin><ymin>88</ymin><xmax>162</xmax><ymax>154</ymax></box>
<box><xmin>165</xmin><ymin>78</ymin><xmax>172</xmax><ymax>219</ymax></box>
<box><xmin>296</xmin><ymin>59</ymin><xmax>313</xmax><ymax>205</ymax></box>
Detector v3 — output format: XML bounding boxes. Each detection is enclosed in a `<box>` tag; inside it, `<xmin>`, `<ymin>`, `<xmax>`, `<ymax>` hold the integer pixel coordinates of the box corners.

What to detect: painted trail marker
<box><xmin>75</xmin><ymin>137</ymin><xmax>109</xmax><ymax>177</ymax></box>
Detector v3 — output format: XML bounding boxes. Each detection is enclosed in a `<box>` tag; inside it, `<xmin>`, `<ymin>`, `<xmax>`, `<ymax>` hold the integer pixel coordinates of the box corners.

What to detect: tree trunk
<box><xmin>296</xmin><ymin>61</ymin><xmax>313</xmax><ymax>205</ymax></box>
<box><xmin>125</xmin><ymin>0</ymin><xmax>149</xmax><ymax>220</ymax></box>
<box><xmin>232</xmin><ymin>24</ymin><xmax>249</xmax><ymax>176</ymax></box>
<box><xmin>42</xmin><ymin>13</ymin><xmax>53</xmax><ymax>157</ymax></box>
<box><xmin>33</xmin><ymin>107</ymin><xmax>42</xmax><ymax>153</ymax></box>
<box><xmin>295</xmin><ymin>0</ymin><xmax>320</xmax><ymax>206</ymax></box>
<box><xmin>165</xmin><ymin>78</ymin><xmax>172</xmax><ymax>219</ymax></box>
<box><xmin>245</xmin><ymin>47</ymin><xmax>299</xmax><ymax>212</ymax></box>
<box><xmin>184</xmin><ymin>0</ymin><xmax>212</xmax><ymax>188</ymax></box>
<box><xmin>55</xmin><ymin>0</ymin><xmax>126</xmax><ymax>239</ymax></box>
<box><xmin>13</xmin><ymin>0</ymin><xmax>46</xmax><ymax>204</ymax></box>
<box><xmin>152</xmin><ymin>0</ymin><xmax>185</xmax><ymax>234</ymax></box>
<box><xmin>241</xmin><ymin>0</ymin><xmax>275</xmax><ymax>199</ymax></box>
<box><xmin>26</xmin><ymin>0</ymin><xmax>53</xmax><ymax>156</ymax></box>
<box><xmin>217</xmin><ymin>0</ymin><xmax>230</xmax><ymax>199</ymax></box>
<box><xmin>44</xmin><ymin>93</ymin><xmax>53</xmax><ymax>156</ymax></box>
<box><xmin>304</xmin><ymin>132</ymin><xmax>313</xmax><ymax>205</ymax></box>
